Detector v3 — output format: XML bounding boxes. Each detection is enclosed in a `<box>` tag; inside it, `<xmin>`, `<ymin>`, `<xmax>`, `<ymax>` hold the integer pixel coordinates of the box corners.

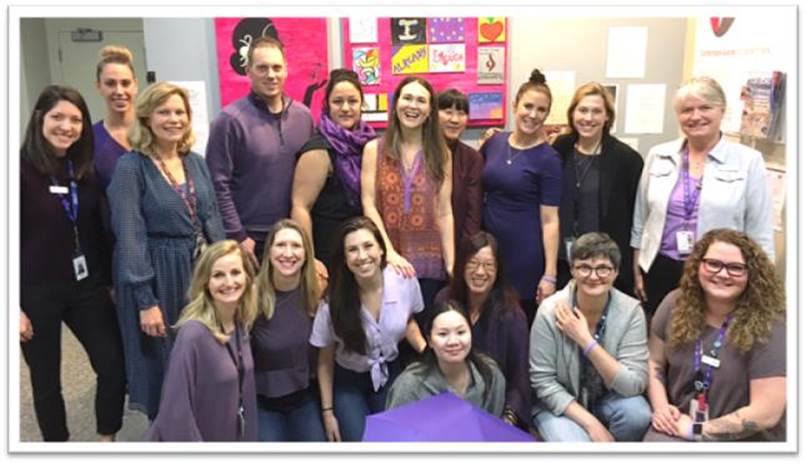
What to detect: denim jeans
<box><xmin>533</xmin><ymin>392</ymin><xmax>651</xmax><ymax>442</ymax></box>
<box><xmin>256</xmin><ymin>387</ymin><xmax>326</xmax><ymax>442</ymax></box>
<box><xmin>332</xmin><ymin>362</ymin><xmax>398</xmax><ymax>442</ymax></box>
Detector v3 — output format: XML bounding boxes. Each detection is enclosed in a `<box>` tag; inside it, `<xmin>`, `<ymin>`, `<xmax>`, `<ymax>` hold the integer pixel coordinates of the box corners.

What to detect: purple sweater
<box><xmin>206</xmin><ymin>92</ymin><xmax>313</xmax><ymax>242</ymax></box>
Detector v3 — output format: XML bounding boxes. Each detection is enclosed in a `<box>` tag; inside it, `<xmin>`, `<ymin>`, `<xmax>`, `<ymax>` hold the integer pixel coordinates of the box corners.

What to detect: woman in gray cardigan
<box><xmin>529</xmin><ymin>232</ymin><xmax>651</xmax><ymax>441</ymax></box>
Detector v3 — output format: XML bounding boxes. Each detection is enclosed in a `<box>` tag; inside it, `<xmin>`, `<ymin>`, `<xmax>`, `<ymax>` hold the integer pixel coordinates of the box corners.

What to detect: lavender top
<box><xmin>205</xmin><ymin>92</ymin><xmax>314</xmax><ymax>242</ymax></box>
<box><xmin>659</xmin><ymin>172</ymin><xmax>701</xmax><ymax>261</ymax></box>
<box><xmin>250</xmin><ymin>287</ymin><xmax>316</xmax><ymax>399</ymax></box>
<box><xmin>309</xmin><ymin>266</ymin><xmax>424</xmax><ymax>391</ymax></box>
<box><xmin>92</xmin><ymin>121</ymin><xmax>128</xmax><ymax>190</ymax></box>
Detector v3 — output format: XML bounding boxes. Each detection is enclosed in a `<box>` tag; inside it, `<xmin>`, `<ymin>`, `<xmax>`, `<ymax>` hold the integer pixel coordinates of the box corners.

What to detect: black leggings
<box><xmin>643</xmin><ymin>253</ymin><xmax>685</xmax><ymax>322</ymax></box>
<box><xmin>21</xmin><ymin>277</ymin><xmax>126</xmax><ymax>441</ymax></box>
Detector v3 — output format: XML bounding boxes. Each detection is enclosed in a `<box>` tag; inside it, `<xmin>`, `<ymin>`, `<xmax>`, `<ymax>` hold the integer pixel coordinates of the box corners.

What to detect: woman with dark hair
<box><xmin>436</xmin><ymin>88</ymin><xmax>483</xmax><ymax>256</ymax></box>
<box><xmin>309</xmin><ymin>217</ymin><xmax>427</xmax><ymax>442</ymax></box>
<box><xmin>108</xmin><ymin>82</ymin><xmax>225</xmax><ymax>419</ymax></box>
<box><xmin>386</xmin><ymin>300</ymin><xmax>505</xmax><ymax>416</ymax></box>
<box><xmin>552</xmin><ymin>82</ymin><xmax>643</xmax><ymax>296</ymax></box>
<box><xmin>435</xmin><ymin>231</ymin><xmax>529</xmax><ymax>428</ymax></box>
<box><xmin>291</xmin><ymin>68</ymin><xmax>375</xmax><ymax>273</ymax></box>
<box><xmin>645</xmin><ymin>229</ymin><xmax>785</xmax><ymax>442</ymax></box>
<box><xmin>481</xmin><ymin>68</ymin><xmax>562</xmax><ymax>326</ymax></box>
<box><xmin>20</xmin><ymin>85</ymin><xmax>126</xmax><ymax>441</ymax></box>
<box><xmin>361</xmin><ymin>76</ymin><xmax>454</xmax><ymax>323</ymax></box>
<box><xmin>251</xmin><ymin>219</ymin><xmax>326</xmax><ymax>441</ymax></box>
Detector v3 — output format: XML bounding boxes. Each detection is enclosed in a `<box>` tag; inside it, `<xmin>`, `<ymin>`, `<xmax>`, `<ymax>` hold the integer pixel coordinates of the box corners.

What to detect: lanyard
<box><xmin>50</xmin><ymin>160</ymin><xmax>81</xmax><ymax>252</ymax></box>
<box><xmin>155</xmin><ymin>156</ymin><xmax>198</xmax><ymax>223</ymax></box>
<box><xmin>681</xmin><ymin>149</ymin><xmax>702</xmax><ymax>223</ymax></box>
<box><xmin>692</xmin><ymin>314</ymin><xmax>733</xmax><ymax>399</ymax></box>
<box><xmin>572</xmin><ymin>290</ymin><xmax>611</xmax><ymax>343</ymax></box>
<box><xmin>401</xmin><ymin>151</ymin><xmax>423</xmax><ymax>214</ymax></box>
<box><xmin>223</xmin><ymin>324</ymin><xmax>246</xmax><ymax>440</ymax></box>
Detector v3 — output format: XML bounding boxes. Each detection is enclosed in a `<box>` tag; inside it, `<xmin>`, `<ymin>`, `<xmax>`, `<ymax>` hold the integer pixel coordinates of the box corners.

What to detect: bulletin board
<box><xmin>341</xmin><ymin>17</ymin><xmax>509</xmax><ymax>128</ymax></box>
<box><xmin>214</xmin><ymin>17</ymin><xmax>330</xmax><ymax>121</ymax></box>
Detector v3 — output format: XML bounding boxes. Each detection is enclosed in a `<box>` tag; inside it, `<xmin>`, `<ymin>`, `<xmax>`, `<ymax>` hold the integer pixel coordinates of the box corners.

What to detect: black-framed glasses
<box><xmin>466</xmin><ymin>259</ymin><xmax>496</xmax><ymax>273</ymax></box>
<box><xmin>701</xmin><ymin>258</ymin><xmax>748</xmax><ymax>277</ymax></box>
<box><xmin>573</xmin><ymin>264</ymin><xmax>614</xmax><ymax>278</ymax></box>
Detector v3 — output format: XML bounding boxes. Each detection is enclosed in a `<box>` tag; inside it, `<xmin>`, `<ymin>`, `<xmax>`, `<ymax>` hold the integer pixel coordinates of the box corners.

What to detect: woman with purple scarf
<box><xmin>292</xmin><ymin>69</ymin><xmax>376</xmax><ymax>275</ymax></box>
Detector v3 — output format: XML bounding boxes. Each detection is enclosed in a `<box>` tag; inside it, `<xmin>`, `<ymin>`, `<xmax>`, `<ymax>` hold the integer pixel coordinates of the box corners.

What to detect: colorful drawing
<box><xmin>363</xmin><ymin>93</ymin><xmax>390</xmax><ymax>122</ymax></box>
<box><xmin>349</xmin><ymin>17</ymin><xmax>378</xmax><ymax>43</ymax></box>
<box><xmin>391</xmin><ymin>17</ymin><xmax>426</xmax><ymax>44</ymax></box>
<box><xmin>429</xmin><ymin>44</ymin><xmax>465</xmax><ymax>73</ymax></box>
<box><xmin>477</xmin><ymin>46</ymin><xmax>505</xmax><ymax>84</ymax></box>
<box><xmin>428</xmin><ymin>18</ymin><xmax>465</xmax><ymax>43</ymax></box>
<box><xmin>353</xmin><ymin>47</ymin><xmax>381</xmax><ymax>85</ymax></box>
<box><xmin>478</xmin><ymin>17</ymin><xmax>506</xmax><ymax>43</ymax></box>
<box><xmin>392</xmin><ymin>44</ymin><xmax>429</xmax><ymax>74</ymax></box>
<box><xmin>469</xmin><ymin>92</ymin><xmax>504</xmax><ymax>120</ymax></box>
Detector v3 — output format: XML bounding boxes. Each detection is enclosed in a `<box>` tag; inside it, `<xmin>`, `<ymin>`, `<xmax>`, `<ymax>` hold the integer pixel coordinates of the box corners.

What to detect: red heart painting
<box><xmin>480</xmin><ymin>19</ymin><xmax>504</xmax><ymax>42</ymax></box>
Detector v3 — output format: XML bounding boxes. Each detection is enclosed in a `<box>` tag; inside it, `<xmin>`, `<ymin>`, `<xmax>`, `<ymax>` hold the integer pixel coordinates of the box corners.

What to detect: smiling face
<box><xmin>698</xmin><ymin>241</ymin><xmax>748</xmax><ymax>304</ymax></box>
<box><xmin>42</xmin><ymin>100</ymin><xmax>83</xmax><ymax>156</ymax></box>
<box><xmin>247</xmin><ymin>45</ymin><xmax>287</xmax><ymax>103</ymax></box>
<box><xmin>395</xmin><ymin>81</ymin><xmax>431</xmax><ymax>130</ymax></box>
<box><xmin>438</xmin><ymin>105</ymin><xmax>468</xmax><ymax>141</ymax></box>
<box><xmin>269</xmin><ymin>227</ymin><xmax>305</xmax><ymax>281</ymax></box>
<box><xmin>147</xmin><ymin>94</ymin><xmax>189</xmax><ymax>147</ymax></box>
<box><xmin>572</xmin><ymin>94</ymin><xmax>608</xmax><ymax>142</ymax></box>
<box><xmin>328</xmin><ymin>81</ymin><xmax>362</xmax><ymax>130</ymax></box>
<box><xmin>463</xmin><ymin>246</ymin><xmax>496</xmax><ymax>297</ymax></box>
<box><xmin>97</xmin><ymin>63</ymin><xmax>137</xmax><ymax>116</ymax></box>
<box><xmin>513</xmin><ymin>89</ymin><xmax>550</xmax><ymax>137</ymax></box>
<box><xmin>207</xmin><ymin>252</ymin><xmax>247</xmax><ymax>309</ymax></box>
<box><xmin>677</xmin><ymin>94</ymin><xmax>725</xmax><ymax>142</ymax></box>
<box><xmin>571</xmin><ymin>255</ymin><xmax>617</xmax><ymax>299</ymax></box>
<box><xmin>429</xmin><ymin>309</ymin><xmax>472</xmax><ymax>365</ymax></box>
<box><xmin>344</xmin><ymin>228</ymin><xmax>384</xmax><ymax>280</ymax></box>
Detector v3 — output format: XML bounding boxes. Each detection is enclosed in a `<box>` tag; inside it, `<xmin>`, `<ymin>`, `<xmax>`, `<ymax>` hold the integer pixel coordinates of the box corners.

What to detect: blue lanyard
<box><xmin>693</xmin><ymin>314</ymin><xmax>732</xmax><ymax>394</ymax></box>
<box><xmin>50</xmin><ymin>160</ymin><xmax>81</xmax><ymax>252</ymax></box>
<box><xmin>681</xmin><ymin>149</ymin><xmax>702</xmax><ymax>222</ymax></box>
<box><xmin>573</xmin><ymin>290</ymin><xmax>611</xmax><ymax>342</ymax></box>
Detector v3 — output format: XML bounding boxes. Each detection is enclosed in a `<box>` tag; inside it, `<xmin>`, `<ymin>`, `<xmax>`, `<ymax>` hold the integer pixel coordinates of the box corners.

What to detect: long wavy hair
<box><xmin>128</xmin><ymin>81</ymin><xmax>195</xmax><ymax>157</ymax></box>
<box><xmin>256</xmin><ymin>219</ymin><xmax>320</xmax><ymax>320</ymax></box>
<box><xmin>176</xmin><ymin>240</ymin><xmax>258</xmax><ymax>343</ymax></box>
<box><xmin>328</xmin><ymin>217</ymin><xmax>387</xmax><ymax>355</ymax></box>
<box><xmin>669</xmin><ymin>229</ymin><xmax>784</xmax><ymax>352</ymax></box>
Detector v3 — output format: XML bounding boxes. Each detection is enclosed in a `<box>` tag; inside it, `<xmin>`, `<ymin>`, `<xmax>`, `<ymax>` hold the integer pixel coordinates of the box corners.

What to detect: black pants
<box><xmin>520</xmin><ymin>298</ymin><xmax>538</xmax><ymax>329</ymax></box>
<box><xmin>643</xmin><ymin>253</ymin><xmax>685</xmax><ymax>322</ymax></box>
<box><xmin>21</xmin><ymin>276</ymin><xmax>126</xmax><ymax>441</ymax></box>
<box><xmin>398</xmin><ymin>278</ymin><xmax>445</xmax><ymax>367</ymax></box>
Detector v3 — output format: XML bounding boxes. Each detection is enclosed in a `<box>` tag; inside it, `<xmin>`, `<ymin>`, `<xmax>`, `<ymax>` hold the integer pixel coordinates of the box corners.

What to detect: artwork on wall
<box><xmin>214</xmin><ymin>17</ymin><xmax>329</xmax><ymax>121</ymax></box>
<box><xmin>342</xmin><ymin>17</ymin><xmax>509</xmax><ymax>127</ymax></box>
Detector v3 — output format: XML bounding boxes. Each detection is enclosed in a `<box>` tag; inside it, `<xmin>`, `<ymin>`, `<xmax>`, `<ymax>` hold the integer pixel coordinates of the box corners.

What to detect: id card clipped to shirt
<box><xmin>72</xmin><ymin>252</ymin><xmax>89</xmax><ymax>281</ymax></box>
<box><xmin>676</xmin><ymin>230</ymin><xmax>694</xmax><ymax>255</ymax></box>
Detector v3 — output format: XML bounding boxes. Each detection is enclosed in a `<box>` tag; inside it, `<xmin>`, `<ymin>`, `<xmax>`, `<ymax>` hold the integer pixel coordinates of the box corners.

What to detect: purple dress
<box><xmin>145</xmin><ymin>320</ymin><xmax>258</xmax><ymax>441</ymax></box>
<box><xmin>481</xmin><ymin>132</ymin><xmax>562</xmax><ymax>300</ymax></box>
<box><xmin>92</xmin><ymin>121</ymin><xmax>129</xmax><ymax>190</ymax></box>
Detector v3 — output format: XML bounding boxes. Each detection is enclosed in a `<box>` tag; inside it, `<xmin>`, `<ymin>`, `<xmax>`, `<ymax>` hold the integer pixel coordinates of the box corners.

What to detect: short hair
<box><xmin>96</xmin><ymin>44</ymin><xmax>135</xmax><ymax>82</ymax></box>
<box><xmin>674</xmin><ymin>76</ymin><xmax>727</xmax><ymax>112</ymax></box>
<box><xmin>570</xmin><ymin>232</ymin><xmax>621</xmax><ymax>270</ymax></box>
<box><xmin>21</xmin><ymin>85</ymin><xmax>94</xmax><ymax>180</ymax></box>
<box><xmin>128</xmin><ymin>81</ymin><xmax>195</xmax><ymax>157</ymax></box>
<box><xmin>247</xmin><ymin>36</ymin><xmax>285</xmax><ymax>66</ymax></box>
<box><xmin>322</xmin><ymin>68</ymin><xmax>364</xmax><ymax>116</ymax></box>
<box><xmin>437</xmin><ymin>88</ymin><xmax>469</xmax><ymax>114</ymax></box>
<box><xmin>515</xmin><ymin>68</ymin><xmax>552</xmax><ymax>112</ymax></box>
<box><xmin>566</xmin><ymin>82</ymin><xmax>616</xmax><ymax>135</ymax></box>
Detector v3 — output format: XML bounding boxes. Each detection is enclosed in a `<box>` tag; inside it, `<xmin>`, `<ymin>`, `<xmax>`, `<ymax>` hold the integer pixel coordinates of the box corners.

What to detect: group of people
<box><xmin>20</xmin><ymin>35</ymin><xmax>785</xmax><ymax>444</ymax></box>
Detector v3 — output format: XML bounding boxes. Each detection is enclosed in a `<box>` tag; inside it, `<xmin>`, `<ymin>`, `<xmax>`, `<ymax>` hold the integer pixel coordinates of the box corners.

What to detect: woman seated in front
<box><xmin>386</xmin><ymin>300</ymin><xmax>505</xmax><ymax>417</ymax></box>
<box><xmin>530</xmin><ymin>232</ymin><xmax>651</xmax><ymax>441</ymax></box>
<box><xmin>645</xmin><ymin>229</ymin><xmax>786</xmax><ymax>442</ymax></box>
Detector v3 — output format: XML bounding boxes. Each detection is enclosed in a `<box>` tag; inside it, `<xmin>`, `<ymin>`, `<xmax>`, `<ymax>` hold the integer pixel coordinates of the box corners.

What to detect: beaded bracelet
<box><xmin>541</xmin><ymin>275</ymin><xmax>557</xmax><ymax>284</ymax></box>
<box><xmin>583</xmin><ymin>339</ymin><xmax>598</xmax><ymax>356</ymax></box>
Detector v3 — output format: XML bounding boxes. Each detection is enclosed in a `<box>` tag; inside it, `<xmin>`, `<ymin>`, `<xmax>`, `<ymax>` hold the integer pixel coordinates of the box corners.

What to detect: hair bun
<box><xmin>529</xmin><ymin>68</ymin><xmax>546</xmax><ymax>85</ymax></box>
<box><xmin>99</xmin><ymin>44</ymin><xmax>133</xmax><ymax>63</ymax></box>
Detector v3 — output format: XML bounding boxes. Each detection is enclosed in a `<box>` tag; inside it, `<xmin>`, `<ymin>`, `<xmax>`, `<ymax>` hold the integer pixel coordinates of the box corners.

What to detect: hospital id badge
<box><xmin>72</xmin><ymin>253</ymin><xmax>89</xmax><ymax>281</ymax></box>
<box><xmin>689</xmin><ymin>398</ymin><xmax>709</xmax><ymax>422</ymax></box>
<box><xmin>676</xmin><ymin>230</ymin><xmax>694</xmax><ymax>255</ymax></box>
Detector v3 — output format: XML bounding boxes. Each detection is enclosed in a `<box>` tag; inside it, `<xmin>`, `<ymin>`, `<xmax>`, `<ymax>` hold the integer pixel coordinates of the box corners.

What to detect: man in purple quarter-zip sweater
<box><xmin>206</xmin><ymin>36</ymin><xmax>314</xmax><ymax>266</ymax></box>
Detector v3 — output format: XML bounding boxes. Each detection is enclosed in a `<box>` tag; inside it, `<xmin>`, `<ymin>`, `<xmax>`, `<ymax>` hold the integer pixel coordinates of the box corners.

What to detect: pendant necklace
<box><xmin>506</xmin><ymin>144</ymin><xmax>524</xmax><ymax>165</ymax></box>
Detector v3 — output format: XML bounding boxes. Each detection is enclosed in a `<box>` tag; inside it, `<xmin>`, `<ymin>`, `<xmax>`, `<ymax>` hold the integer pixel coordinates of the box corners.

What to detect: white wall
<box><xmin>20</xmin><ymin>18</ymin><xmax>51</xmax><ymax>137</ymax></box>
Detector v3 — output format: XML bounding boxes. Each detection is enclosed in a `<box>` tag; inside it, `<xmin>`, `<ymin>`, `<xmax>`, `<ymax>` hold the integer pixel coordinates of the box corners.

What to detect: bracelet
<box><xmin>583</xmin><ymin>339</ymin><xmax>598</xmax><ymax>356</ymax></box>
<box><xmin>541</xmin><ymin>275</ymin><xmax>557</xmax><ymax>284</ymax></box>
<box><xmin>321</xmin><ymin>406</ymin><xmax>333</xmax><ymax>412</ymax></box>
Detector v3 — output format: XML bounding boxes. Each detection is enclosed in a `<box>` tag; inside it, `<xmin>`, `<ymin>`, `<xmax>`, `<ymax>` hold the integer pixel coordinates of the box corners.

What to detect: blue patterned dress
<box><xmin>108</xmin><ymin>151</ymin><xmax>224</xmax><ymax>418</ymax></box>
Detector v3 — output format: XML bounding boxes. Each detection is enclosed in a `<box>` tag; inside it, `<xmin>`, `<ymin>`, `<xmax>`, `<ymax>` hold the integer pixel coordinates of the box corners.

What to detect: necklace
<box><xmin>506</xmin><ymin>144</ymin><xmax>524</xmax><ymax>165</ymax></box>
<box><xmin>573</xmin><ymin>141</ymin><xmax>601</xmax><ymax>188</ymax></box>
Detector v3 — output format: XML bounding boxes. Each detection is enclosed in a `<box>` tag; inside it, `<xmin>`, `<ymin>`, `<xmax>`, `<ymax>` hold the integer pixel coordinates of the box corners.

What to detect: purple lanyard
<box><xmin>50</xmin><ymin>160</ymin><xmax>81</xmax><ymax>252</ymax></box>
<box><xmin>693</xmin><ymin>314</ymin><xmax>733</xmax><ymax>394</ymax></box>
<box><xmin>681</xmin><ymin>149</ymin><xmax>702</xmax><ymax>223</ymax></box>
<box><xmin>401</xmin><ymin>151</ymin><xmax>423</xmax><ymax>214</ymax></box>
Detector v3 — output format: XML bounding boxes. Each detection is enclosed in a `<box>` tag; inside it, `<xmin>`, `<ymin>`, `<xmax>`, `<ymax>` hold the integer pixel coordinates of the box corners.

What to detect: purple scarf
<box><xmin>318</xmin><ymin>113</ymin><xmax>376</xmax><ymax>207</ymax></box>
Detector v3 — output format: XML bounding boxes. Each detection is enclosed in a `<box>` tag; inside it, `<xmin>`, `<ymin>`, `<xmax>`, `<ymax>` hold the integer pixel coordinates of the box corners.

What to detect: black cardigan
<box><xmin>552</xmin><ymin>133</ymin><xmax>644</xmax><ymax>295</ymax></box>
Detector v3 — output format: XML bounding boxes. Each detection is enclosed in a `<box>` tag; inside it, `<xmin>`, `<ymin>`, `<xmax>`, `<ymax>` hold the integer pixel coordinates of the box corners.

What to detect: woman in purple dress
<box><xmin>93</xmin><ymin>45</ymin><xmax>138</xmax><ymax>190</ymax></box>
<box><xmin>146</xmin><ymin>240</ymin><xmax>259</xmax><ymax>441</ymax></box>
<box><xmin>481</xmin><ymin>69</ymin><xmax>563</xmax><ymax>325</ymax></box>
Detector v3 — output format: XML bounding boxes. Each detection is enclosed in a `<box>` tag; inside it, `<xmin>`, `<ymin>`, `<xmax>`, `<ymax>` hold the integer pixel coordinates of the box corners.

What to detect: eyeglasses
<box><xmin>466</xmin><ymin>259</ymin><xmax>496</xmax><ymax>273</ymax></box>
<box><xmin>701</xmin><ymin>258</ymin><xmax>748</xmax><ymax>277</ymax></box>
<box><xmin>573</xmin><ymin>264</ymin><xmax>614</xmax><ymax>278</ymax></box>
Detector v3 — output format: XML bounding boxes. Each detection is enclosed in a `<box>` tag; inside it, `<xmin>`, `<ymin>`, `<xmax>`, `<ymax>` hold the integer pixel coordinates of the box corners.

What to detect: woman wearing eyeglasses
<box><xmin>644</xmin><ymin>229</ymin><xmax>785</xmax><ymax>442</ymax></box>
<box><xmin>530</xmin><ymin>232</ymin><xmax>651</xmax><ymax>441</ymax></box>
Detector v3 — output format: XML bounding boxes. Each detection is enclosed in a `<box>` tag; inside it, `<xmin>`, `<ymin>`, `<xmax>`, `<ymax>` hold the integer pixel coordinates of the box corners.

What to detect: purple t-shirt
<box><xmin>659</xmin><ymin>172</ymin><xmax>701</xmax><ymax>261</ymax></box>
<box><xmin>92</xmin><ymin>121</ymin><xmax>128</xmax><ymax>190</ymax></box>
<box><xmin>309</xmin><ymin>266</ymin><xmax>424</xmax><ymax>391</ymax></box>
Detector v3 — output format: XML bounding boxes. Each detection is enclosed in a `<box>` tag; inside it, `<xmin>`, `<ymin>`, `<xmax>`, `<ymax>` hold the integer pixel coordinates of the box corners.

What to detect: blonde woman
<box><xmin>147</xmin><ymin>240</ymin><xmax>258</xmax><ymax>441</ymax></box>
<box><xmin>108</xmin><ymin>81</ymin><xmax>224</xmax><ymax>419</ymax></box>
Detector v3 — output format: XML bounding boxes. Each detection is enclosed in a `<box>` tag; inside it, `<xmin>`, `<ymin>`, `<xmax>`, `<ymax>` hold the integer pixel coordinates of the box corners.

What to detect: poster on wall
<box><xmin>214</xmin><ymin>17</ymin><xmax>329</xmax><ymax>122</ymax></box>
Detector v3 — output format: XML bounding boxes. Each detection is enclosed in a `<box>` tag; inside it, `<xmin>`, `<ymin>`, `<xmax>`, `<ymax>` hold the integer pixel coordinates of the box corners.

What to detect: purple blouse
<box><xmin>659</xmin><ymin>172</ymin><xmax>701</xmax><ymax>261</ymax></box>
<box><xmin>92</xmin><ymin>121</ymin><xmax>128</xmax><ymax>190</ymax></box>
<box><xmin>309</xmin><ymin>266</ymin><xmax>423</xmax><ymax>391</ymax></box>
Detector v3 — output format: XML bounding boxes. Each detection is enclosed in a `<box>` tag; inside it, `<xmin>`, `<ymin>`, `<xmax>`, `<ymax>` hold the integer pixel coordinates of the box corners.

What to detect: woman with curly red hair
<box><xmin>645</xmin><ymin>229</ymin><xmax>786</xmax><ymax>442</ymax></box>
